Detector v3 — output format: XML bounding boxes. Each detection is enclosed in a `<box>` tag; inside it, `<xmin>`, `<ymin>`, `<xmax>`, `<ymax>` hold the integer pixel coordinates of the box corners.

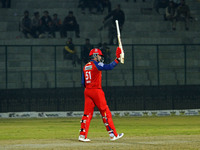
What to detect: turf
<box><xmin>0</xmin><ymin>116</ymin><xmax>200</xmax><ymax>150</ymax></box>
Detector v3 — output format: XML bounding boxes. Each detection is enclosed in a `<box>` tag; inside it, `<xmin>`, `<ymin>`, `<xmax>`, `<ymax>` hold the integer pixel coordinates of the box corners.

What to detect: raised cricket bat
<box><xmin>115</xmin><ymin>20</ymin><xmax>124</xmax><ymax>64</ymax></box>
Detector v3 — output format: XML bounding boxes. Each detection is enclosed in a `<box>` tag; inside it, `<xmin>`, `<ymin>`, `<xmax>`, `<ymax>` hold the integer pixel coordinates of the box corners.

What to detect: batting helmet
<box><xmin>89</xmin><ymin>48</ymin><xmax>103</xmax><ymax>56</ymax></box>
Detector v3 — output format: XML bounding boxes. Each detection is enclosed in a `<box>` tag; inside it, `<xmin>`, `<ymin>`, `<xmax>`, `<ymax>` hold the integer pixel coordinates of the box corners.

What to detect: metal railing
<box><xmin>1</xmin><ymin>43</ymin><xmax>200</xmax><ymax>112</ymax></box>
<box><xmin>0</xmin><ymin>44</ymin><xmax>200</xmax><ymax>89</ymax></box>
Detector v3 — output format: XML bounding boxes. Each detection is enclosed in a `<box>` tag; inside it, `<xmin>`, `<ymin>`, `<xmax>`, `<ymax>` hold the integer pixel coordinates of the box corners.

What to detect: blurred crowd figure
<box><xmin>32</xmin><ymin>11</ymin><xmax>42</xmax><ymax>38</ymax></box>
<box><xmin>19</xmin><ymin>10</ymin><xmax>80</xmax><ymax>39</ymax></box>
<box><xmin>98</xmin><ymin>42</ymin><xmax>111</xmax><ymax>63</ymax></box>
<box><xmin>63</xmin><ymin>38</ymin><xmax>81</xmax><ymax>67</ymax></box>
<box><xmin>78</xmin><ymin>0</ymin><xmax>111</xmax><ymax>14</ymax></box>
<box><xmin>164</xmin><ymin>1</ymin><xmax>177</xmax><ymax>30</ymax></box>
<box><xmin>1</xmin><ymin>0</ymin><xmax>11</xmax><ymax>8</ymax></box>
<box><xmin>176</xmin><ymin>0</ymin><xmax>191</xmax><ymax>30</ymax></box>
<box><xmin>61</xmin><ymin>11</ymin><xmax>80</xmax><ymax>38</ymax></box>
<box><xmin>81</xmin><ymin>38</ymin><xmax>94</xmax><ymax>64</ymax></box>
<box><xmin>163</xmin><ymin>0</ymin><xmax>193</xmax><ymax>30</ymax></box>
<box><xmin>102</xmin><ymin>4</ymin><xmax>125</xmax><ymax>45</ymax></box>
<box><xmin>20</xmin><ymin>10</ymin><xmax>35</xmax><ymax>38</ymax></box>
<box><xmin>80</xmin><ymin>39</ymin><xmax>111</xmax><ymax>65</ymax></box>
<box><xmin>40</xmin><ymin>10</ymin><xmax>54</xmax><ymax>38</ymax></box>
<box><xmin>52</xmin><ymin>13</ymin><xmax>62</xmax><ymax>38</ymax></box>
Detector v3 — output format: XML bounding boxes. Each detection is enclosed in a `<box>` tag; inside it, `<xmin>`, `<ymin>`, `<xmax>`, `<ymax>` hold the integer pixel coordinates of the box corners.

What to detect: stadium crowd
<box><xmin>155</xmin><ymin>0</ymin><xmax>195</xmax><ymax>30</ymax></box>
<box><xmin>17</xmin><ymin>0</ymin><xmax>198</xmax><ymax>66</ymax></box>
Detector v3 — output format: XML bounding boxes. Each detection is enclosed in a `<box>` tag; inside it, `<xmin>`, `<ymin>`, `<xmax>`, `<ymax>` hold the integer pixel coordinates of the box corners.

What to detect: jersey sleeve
<box><xmin>94</xmin><ymin>60</ymin><xmax>118</xmax><ymax>71</ymax></box>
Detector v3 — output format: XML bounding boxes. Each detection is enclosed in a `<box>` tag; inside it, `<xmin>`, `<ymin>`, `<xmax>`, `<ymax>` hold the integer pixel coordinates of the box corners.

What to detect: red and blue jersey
<box><xmin>82</xmin><ymin>60</ymin><xmax>118</xmax><ymax>89</ymax></box>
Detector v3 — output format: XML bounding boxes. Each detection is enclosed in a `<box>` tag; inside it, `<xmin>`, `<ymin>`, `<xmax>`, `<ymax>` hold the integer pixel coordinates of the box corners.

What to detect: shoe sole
<box><xmin>79</xmin><ymin>140</ymin><xmax>90</xmax><ymax>142</ymax></box>
<box><xmin>78</xmin><ymin>138</ymin><xmax>91</xmax><ymax>142</ymax></box>
<box><xmin>110</xmin><ymin>133</ymin><xmax>124</xmax><ymax>141</ymax></box>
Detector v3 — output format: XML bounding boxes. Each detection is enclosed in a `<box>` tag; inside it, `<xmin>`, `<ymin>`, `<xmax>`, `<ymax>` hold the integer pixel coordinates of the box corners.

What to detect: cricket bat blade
<box><xmin>115</xmin><ymin>20</ymin><xmax>124</xmax><ymax>64</ymax></box>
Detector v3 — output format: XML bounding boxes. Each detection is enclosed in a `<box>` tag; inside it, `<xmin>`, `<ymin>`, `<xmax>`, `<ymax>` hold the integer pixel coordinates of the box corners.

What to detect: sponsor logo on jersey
<box><xmin>85</xmin><ymin>65</ymin><xmax>92</xmax><ymax>70</ymax></box>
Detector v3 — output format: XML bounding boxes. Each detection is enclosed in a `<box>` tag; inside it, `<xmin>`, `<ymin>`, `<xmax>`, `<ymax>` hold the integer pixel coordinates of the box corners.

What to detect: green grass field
<box><xmin>0</xmin><ymin>116</ymin><xmax>200</xmax><ymax>150</ymax></box>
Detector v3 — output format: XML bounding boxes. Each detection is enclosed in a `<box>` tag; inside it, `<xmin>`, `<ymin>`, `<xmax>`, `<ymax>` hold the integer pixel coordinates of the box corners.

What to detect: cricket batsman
<box><xmin>78</xmin><ymin>47</ymin><xmax>124</xmax><ymax>142</ymax></box>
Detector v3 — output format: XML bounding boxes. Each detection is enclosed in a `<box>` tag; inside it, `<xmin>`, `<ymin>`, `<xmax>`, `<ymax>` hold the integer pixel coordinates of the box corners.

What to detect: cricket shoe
<box><xmin>78</xmin><ymin>135</ymin><xmax>91</xmax><ymax>142</ymax></box>
<box><xmin>110</xmin><ymin>133</ymin><xmax>124</xmax><ymax>141</ymax></box>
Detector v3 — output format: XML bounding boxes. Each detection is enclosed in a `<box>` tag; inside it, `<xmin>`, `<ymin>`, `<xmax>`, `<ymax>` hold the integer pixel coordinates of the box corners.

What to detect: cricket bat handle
<box><xmin>115</xmin><ymin>20</ymin><xmax>124</xmax><ymax>64</ymax></box>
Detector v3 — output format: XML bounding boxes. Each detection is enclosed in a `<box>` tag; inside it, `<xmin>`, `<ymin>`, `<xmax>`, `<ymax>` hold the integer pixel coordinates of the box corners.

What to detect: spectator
<box><xmin>40</xmin><ymin>10</ymin><xmax>54</xmax><ymax>38</ymax></box>
<box><xmin>63</xmin><ymin>38</ymin><xmax>81</xmax><ymax>66</ymax></box>
<box><xmin>98</xmin><ymin>42</ymin><xmax>111</xmax><ymax>63</ymax></box>
<box><xmin>52</xmin><ymin>13</ymin><xmax>62</xmax><ymax>38</ymax></box>
<box><xmin>154</xmin><ymin>0</ymin><xmax>169</xmax><ymax>14</ymax></box>
<box><xmin>32</xmin><ymin>11</ymin><xmax>42</xmax><ymax>38</ymax></box>
<box><xmin>164</xmin><ymin>1</ymin><xmax>177</xmax><ymax>30</ymax></box>
<box><xmin>176</xmin><ymin>0</ymin><xmax>190</xmax><ymax>30</ymax></box>
<box><xmin>81</xmin><ymin>38</ymin><xmax>94</xmax><ymax>64</ymax></box>
<box><xmin>20</xmin><ymin>10</ymin><xmax>35</xmax><ymax>38</ymax></box>
<box><xmin>103</xmin><ymin>4</ymin><xmax>125</xmax><ymax>45</ymax></box>
<box><xmin>1</xmin><ymin>0</ymin><xmax>11</xmax><ymax>8</ymax></box>
<box><xmin>61</xmin><ymin>11</ymin><xmax>80</xmax><ymax>38</ymax></box>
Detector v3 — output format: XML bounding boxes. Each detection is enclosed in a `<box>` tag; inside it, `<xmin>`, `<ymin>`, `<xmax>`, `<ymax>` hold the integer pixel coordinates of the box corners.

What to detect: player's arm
<box><xmin>81</xmin><ymin>71</ymin><xmax>85</xmax><ymax>87</ymax></box>
<box><xmin>103</xmin><ymin>10</ymin><xmax>114</xmax><ymax>23</ymax></box>
<box><xmin>95</xmin><ymin>47</ymin><xmax>122</xmax><ymax>71</ymax></box>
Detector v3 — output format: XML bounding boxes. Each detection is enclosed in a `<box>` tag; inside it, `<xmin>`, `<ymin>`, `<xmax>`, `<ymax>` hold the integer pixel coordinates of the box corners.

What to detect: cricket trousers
<box><xmin>79</xmin><ymin>88</ymin><xmax>118</xmax><ymax>138</ymax></box>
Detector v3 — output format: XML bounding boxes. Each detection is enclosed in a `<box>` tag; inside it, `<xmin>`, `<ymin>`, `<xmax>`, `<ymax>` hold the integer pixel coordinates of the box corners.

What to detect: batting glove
<box><xmin>116</xmin><ymin>47</ymin><xmax>122</xmax><ymax>59</ymax></box>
